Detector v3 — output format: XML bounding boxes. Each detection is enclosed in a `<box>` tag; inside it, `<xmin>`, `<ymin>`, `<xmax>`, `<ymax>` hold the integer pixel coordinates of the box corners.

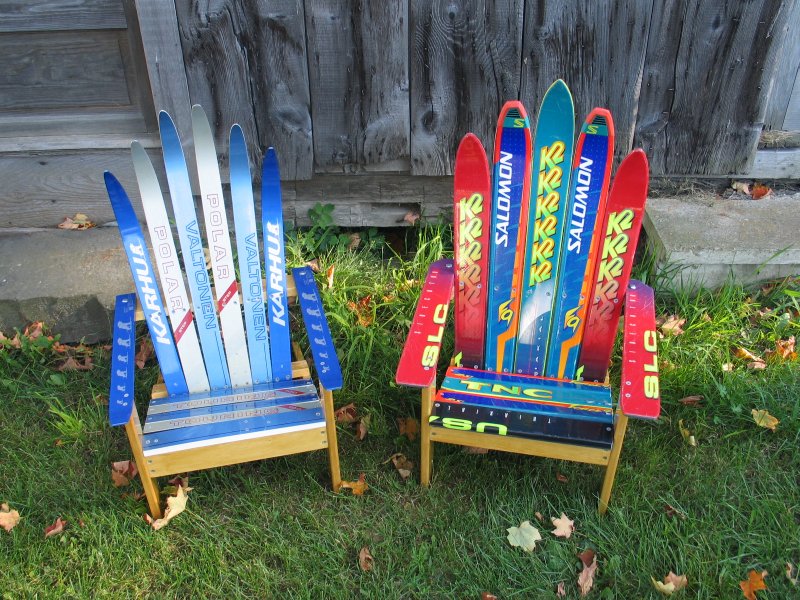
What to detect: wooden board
<box><xmin>174</xmin><ymin>0</ymin><xmax>313</xmax><ymax>180</ymax></box>
<box><xmin>764</xmin><ymin>0</ymin><xmax>800</xmax><ymax>130</ymax></box>
<box><xmin>634</xmin><ymin>0</ymin><xmax>791</xmax><ymax>175</ymax></box>
<box><xmin>0</xmin><ymin>31</ymin><xmax>130</xmax><ymax>110</ymax></box>
<box><xmin>410</xmin><ymin>0</ymin><xmax>524</xmax><ymax>175</ymax></box>
<box><xmin>305</xmin><ymin>0</ymin><xmax>410</xmax><ymax>172</ymax></box>
<box><xmin>519</xmin><ymin>1</ymin><xmax>651</xmax><ymax>165</ymax></box>
<box><xmin>0</xmin><ymin>0</ymin><xmax>127</xmax><ymax>32</ymax></box>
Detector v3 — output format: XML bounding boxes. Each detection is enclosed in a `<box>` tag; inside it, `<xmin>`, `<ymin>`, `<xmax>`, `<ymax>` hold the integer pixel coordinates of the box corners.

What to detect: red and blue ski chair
<box><xmin>104</xmin><ymin>106</ymin><xmax>342</xmax><ymax>518</ymax></box>
<box><xmin>395</xmin><ymin>100</ymin><xmax>660</xmax><ymax>514</ymax></box>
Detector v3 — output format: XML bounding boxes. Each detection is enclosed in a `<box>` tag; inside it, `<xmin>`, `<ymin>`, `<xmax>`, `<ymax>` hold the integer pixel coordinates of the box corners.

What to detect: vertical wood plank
<box><xmin>305</xmin><ymin>0</ymin><xmax>410</xmax><ymax>172</ymax></box>
<box><xmin>763</xmin><ymin>0</ymin><xmax>800</xmax><ymax>130</ymax></box>
<box><xmin>634</xmin><ymin>0</ymin><xmax>791</xmax><ymax>175</ymax></box>
<box><xmin>519</xmin><ymin>1</ymin><xmax>652</xmax><ymax>164</ymax></box>
<box><xmin>174</xmin><ymin>0</ymin><xmax>313</xmax><ymax>180</ymax></box>
<box><xmin>409</xmin><ymin>0</ymin><xmax>524</xmax><ymax>175</ymax></box>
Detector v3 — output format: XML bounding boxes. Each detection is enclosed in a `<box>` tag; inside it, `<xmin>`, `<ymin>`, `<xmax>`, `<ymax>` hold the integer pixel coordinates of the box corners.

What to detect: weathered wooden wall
<box><xmin>1</xmin><ymin>0</ymin><xmax>799</xmax><ymax>230</ymax></box>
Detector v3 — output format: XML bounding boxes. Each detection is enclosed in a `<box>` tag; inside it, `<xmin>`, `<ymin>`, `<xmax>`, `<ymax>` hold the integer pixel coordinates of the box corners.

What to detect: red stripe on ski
<box><xmin>173</xmin><ymin>310</ymin><xmax>195</xmax><ymax>344</ymax></box>
<box><xmin>396</xmin><ymin>259</ymin><xmax>455</xmax><ymax>388</ymax></box>
<box><xmin>217</xmin><ymin>281</ymin><xmax>239</xmax><ymax>313</ymax></box>
<box><xmin>579</xmin><ymin>149</ymin><xmax>649</xmax><ymax>381</ymax></box>
<box><xmin>454</xmin><ymin>134</ymin><xmax>491</xmax><ymax>369</ymax></box>
<box><xmin>619</xmin><ymin>280</ymin><xmax>660</xmax><ymax>419</ymax></box>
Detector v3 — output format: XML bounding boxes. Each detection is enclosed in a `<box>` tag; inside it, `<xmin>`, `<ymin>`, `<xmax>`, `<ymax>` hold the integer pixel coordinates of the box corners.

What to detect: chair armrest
<box><xmin>619</xmin><ymin>280</ymin><xmax>661</xmax><ymax>419</ymax></box>
<box><xmin>292</xmin><ymin>266</ymin><xmax>343</xmax><ymax>391</ymax></box>
<box><xmin>109</xmin><ymin>293</ymin><xmax>137</xmax><ymax>426</ymax></box>
<box><xmin>395</xmin><ymin>258</ymin><xmax>455</xmax><ymax>388</ymax></box>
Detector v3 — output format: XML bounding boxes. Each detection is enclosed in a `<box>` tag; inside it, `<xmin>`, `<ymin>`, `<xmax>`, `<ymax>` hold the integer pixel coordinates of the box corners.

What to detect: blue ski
<box><xmin>104</xmin><ymin>172</ymin><xmax>188</xmax><ymax>397</ymax></box>
<box><xmin>262</xmin><ymin>148</ymin><xmax>292</xmax><ymax>381</ymax></box>
<box><xmin>109</xmin><ymin>292</ymin><xmax>136</xmax><ymax>426</ymax></box>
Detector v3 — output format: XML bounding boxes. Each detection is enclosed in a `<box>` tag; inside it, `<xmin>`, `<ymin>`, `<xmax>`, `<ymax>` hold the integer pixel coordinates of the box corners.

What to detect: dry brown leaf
<box><xmin>658</xmin><ymin>315</ymin><xmax>686</xmax><ymax>336</ymax></box>
<box><xmin>146</xmin><ymin>484</ymin><xmax>189</xmax><ymax>530</ymax></box>
<box><xmin>326</xmin><ymin>264</ymin><xmax>336</xmax><ymax>289</ymax></box>
<box><xmin>358</xmin><ymin>546</ymin><xmax>374</xmax><ymax>572</ymax></box>
<box><xmin>551</xmin><ymin>513</ymin><xmax>574</xmax><ymax>538</ymax></box>
<box><xmin>348</xmin><ymin>232</ymin><xmax>361</xmax><ymax>251</ymax></box>
<box><xmin>57</xmin><ymin>356</ymin><xmax>94</xmax><ymax>371</ymax></box>
<box><xmin>385</xmin><ymin>453</ymin><xmax>413</xmax><ymax>481</ymax></box>
<box><xmin>577</xmin><ymin>553</ymin><xmax>598</xmax><ymax>596</ymax></box>
<box><xmin>334</xmin><ymin>403</ymin><xmax>358</xmax><ymax>424</ymax></box>
<box><xmin>722</xmin><ymin>362</ymin><xmax>735</xmax><ymax>372</ymax></box>
<box><xmin>678</xmin><ymin>419</ymin><xmax>697</xmax><ymax>446</ymax></box>
<box><xmin>398</xmin><ymin>417</ymin><xmax>419</xmax><ymax>441</ymax></box>
<box><xmin>340</xmin><ymin>473</ymin><xmax>369</xmax><ymax>496</ymax></box>
<box><xmin>356</xmin><ymin>415</ymin><xmax>369</xmax><ymax>441</ymax></box>
<box><xmin>23</xmin><ymin>322</ymin><xmax>45</xmax><ymax>339</ymax></box>
<box><xmin>347</xmin><ymin>295</ymin><xmax>374</xmax><ymax>327</ymax></box>
<box><xmin>739</xmin><ymin>569</ymin><xmax>768</xmax><ymax>600</ymax></box>
<box><xmin>556</xmin><ymin>472</ymin><xmax>569</xmax><ymax>483</ymax></box>
<box><xmin>44</xmin><ymin>517</ymin><xmax>66</xmax><ymax>538</ymax></box>
<box><xmin>481</xmin><ymin>593</ymin><xmax>498</xmax><ymax>600</ymax></box>
<box><xmin>556</xmin><ymin>581</ymin><xmax>567</xmax><ymax>597</ymax></box>
<box><xmin>0</xmin><ymin>503</ymin><xmax>21</xmax><ymax>532</ymax></box>
<box><xmin>58</xmin><ymin>213</ymin><xmax>95</xmax><ymax>230</ymax></box>
<box><xmin>0</xmin><ymin>331</ymin><xmax>22</xmax><ymax>349</ymax></box>
<box><xmin>752</xmin><ymin>409</ymin><xmax>779</xmax><ymax>432</ymax></box>
<box><xmin>766</xmin><ymin>336</ymin><xmax>797</xmax><ymax>361</ymax></box>
<box><xmin>535</xmin><ymin>511</ymin><xmax>544</xmax><ymax>522</ymax></box>
<box><xmin>306</xmin><ymin>259</ymin><xmax>320</xmax><ymax>273</ymax></box>
<box><xmin>786</xmin><ymin>562</ymin><xmax>798</xmax><ymax>586</ymax></box>
<box><xmin>652</xmin><ymin>571</ymin><xmax>688</xmax><ymax>595</ymax></box>
<box><xmin>111</xmin><ymin>460</ymin><xmax>138</xmax><ymax>487</ymax></box>
<box><xmin>678</xmin><ymin>395</ymin><xmax>703</xmax><ymax>407</ymax></box>
<box><xmin>664</xmin><ymin>504</ymin><xmax>687</xmax><ymax>520</ymax></box>
<box><xmin>747</xmin><ymin>360</ymin><xmax>767</xmax><ymax>370</ymax></box>
<box><xmin>135</xmin><ymin>339</ymin><xmax>154</xmax><ymax>369</ymax></box>
<box><xmin>751</xmin><ymin>183</ymin><xmax>772</xmax><ymax>200</ymax></box>
<box><xmin>403</xmin><ymin>211</ymin><xmax>420</xmax><ymax>226</ymax></box>
<box><xmin>731</xmin><ymin>181</ymin><xmax>751</xmax><ymax>195</ymax></box>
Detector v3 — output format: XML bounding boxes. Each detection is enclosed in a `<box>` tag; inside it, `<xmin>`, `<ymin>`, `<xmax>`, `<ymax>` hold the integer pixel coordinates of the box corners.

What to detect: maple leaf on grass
<box><xmin>44</xmin><ymin>517</ymin><xmax>67</xmax><ymax>538</ymax></box>
<box><xmin>326</xmin><ymin>264</ymin><xmax>336</xmax><ymax>289</ymax></box>
<box><xmin>397</xmin><ymin>417</ymin><xmax>419</xmax><ymax>441</ymax></box>
<box><xmin>657</xmin><ymin>314</ymin><xmax>686</xmax><ymax>336</ymax></box>
<box><xmin>739</xmin><ymin>569</ymin><xmax>768</xmax><ymax>600</ymax></box>
<box><xmin>0</xmin><ymin>503</ymin><xmax>21</xmax><ymax>532</ymax></box>
<box><xmin>111</xmin><ymin>460</ymin><xmax>138</xmax><ymax>487</ymax></box>
<box><xmin>340</xmin><ymin>473</ymin><xmax>369</xmax><ymax>496</ymax></box>
<box><xmin>556</xmin><ymin>581</ymin><xmax>567</xmax><ymax>597</ymax></box>
<box><xmin>678</xmin><ymin>395</ymin><xmax>703</xmax><ymax>407</ymax></box>
<box><xmin>58</xmin><ymin>356</ymin><xmax>94</xmax><ymax>371</ymax></box>
<box><xmin>551</xmin><ymin>513</ymin><xmax>574</xmax><ymax>538</ymax></box>
<box><xmin>751</xmin><ymin>409</ymin><xmax>779</xmax><ymax>431</ymax></box>
<box><xmin>384</xmin><ymin>453</ymin><xmax>413</xmax><ymax>481</ymax></box>
<box><xmin>765</xmin><ymin>336</ymin><xmax>797</xmax><ymax>361</ymax></box>
<box><xmin>481</xmin><ymin>593</ymin><xmax>498</xmax><ymax>600</ymax></box>
<box><xmin>356</xmin><ymin>415</ymin><xmax>369</xmax><ymax>441</ymax></box>
<box><xmin>135</xmin><ymin>339</ymin><xmax>154</xmax><ymax>369</ymax></box>
<box><xmin>577</xmin><ymin>552</ymin><xmax>598</xmax><ymax>596</ymax></box>
<box><xmin>334</xmin><ymin>403</ymin><xmax>358</xmax><ymax>424</ymax></box>
<box><xmin>506</xmin><ymin>521</ymin><xmax>542</xmax><ymax>552</ymax></box>
<box><xmin>145</xmin><ymin>484</ymin><xmax>190</xmax><ymax>530</ymax></box>
<box><xmin>786</xmin><ymin>563</ymin><xmax>798</xmax><ymax>586</ymax></box>
<box><xmin>306</xmin><ymin>259</ymin><xmax>320</xmax><ymax>273</ymax></box>
<box><xmin>651</xmin><ymin>571</ymin><xmax>688</xmax><ymax>595</ymax></box>
<box><xmin>358</xmin><ymin>547</ymin><xmax>374</xmax><ymax>572</ymax></box>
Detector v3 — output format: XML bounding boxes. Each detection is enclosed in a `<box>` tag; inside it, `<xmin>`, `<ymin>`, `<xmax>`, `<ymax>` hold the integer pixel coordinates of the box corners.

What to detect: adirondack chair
<box><xmin>396</xmin><ymin>92</ymin><xmax>661</xmax><ymax>513</ymax></box>
<box><xmin>104</xmin><ymin>106</ymin><xmax>342</xmax><ymax>518</ymax></box>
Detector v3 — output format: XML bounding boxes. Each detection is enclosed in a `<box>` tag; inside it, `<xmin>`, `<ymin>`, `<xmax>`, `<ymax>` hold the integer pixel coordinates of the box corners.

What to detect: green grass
<box><xmin>1</xmin><ymin>230</ymin><xmax>799</xmax><ymax>599</ymax></box>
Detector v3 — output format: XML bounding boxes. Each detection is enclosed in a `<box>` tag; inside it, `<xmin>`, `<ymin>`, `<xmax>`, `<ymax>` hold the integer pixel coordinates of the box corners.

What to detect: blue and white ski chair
<box><xmin>105</xmin><ymin>106</ymin><xmax>342</xmax><ymax>518</ymax></box>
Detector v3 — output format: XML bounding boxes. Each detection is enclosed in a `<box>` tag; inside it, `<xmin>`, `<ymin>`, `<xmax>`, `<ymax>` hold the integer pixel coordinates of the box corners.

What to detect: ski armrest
<box><xmin>292</xmin><ymin>266</ymin><xmax>343</xmax><ymax>391</ymax></box>
<box><xmin>109</xmin><ymin>293</ymin><xmax>137</xmax><ymax>427</ymax></box>
<box><xmin>395</xmin><ymin>259</ymin><xmax>455</xmax><ymax>388</ymax></box>
<box><xmin>619</xmin><ymin>280</ymin><xmax>661</xmax><ymax>419</ymax></box>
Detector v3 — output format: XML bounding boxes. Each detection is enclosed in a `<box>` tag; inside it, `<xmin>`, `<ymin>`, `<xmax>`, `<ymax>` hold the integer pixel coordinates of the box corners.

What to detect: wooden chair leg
<box><xmin>599</xmin><ymin>411</ymin><xmax>629</xmax><ymax>514</ymax></box>
<box><xmin>321</xmin><ymin>386</ymin><xmax>341</xmax><ymax>492</ymax></box>
<box><xmin>420</xmin><ymin>383</ymin><xmax>436</xmax><ymax>486</ymax></box>
<box><xmin>124</xmin><ymin>406</ymin><xmax>162</xmax><ymax>518</ymax></box>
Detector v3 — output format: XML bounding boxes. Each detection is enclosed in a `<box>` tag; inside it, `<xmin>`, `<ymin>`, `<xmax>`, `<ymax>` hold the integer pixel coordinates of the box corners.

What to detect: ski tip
<box><xmin>585</xmin><ymin>107</ymin><xmax>613</xmax><ymax>125</ymax></box>
<box><xmin>455</xmin><ymin>133</ymin><xmax>487</xmax><ymax>163</ymax></box>
<box><xmin>541</xmin><ymin>79</ymin><xmax>575</xmax><ymax>112</ymax></box>
<box><xmin>229</xmin><ymin>123</ymin><xmax>246</xmax><ymax>150</ymax></box>
<box><xmin>103</xmin><ymin>170</ymin><xmax>120</xmax><ymax>188</ymax></box>
<box><xmin>158</xmin><ymin>110</ymin><xmax>175</xmax><ymax>129</ymax></box>
<box><xmin>190</xmin><ymin>105</ymin><xmax>211</xmax><ymax>132</ymax></box>
<box><xmin>263</xmin><ymin>147</ymin><xmax>280</xmax><ymax>173</ymax></box>
<box><xmin>619</xmin><ymin>148</ymin><xmax>650</xmax><ymax>175</ymax></box>
<box><xmin>498</xmin><ymin>99</ymin><xmax>530</xmax><ymax>120</ymax></box>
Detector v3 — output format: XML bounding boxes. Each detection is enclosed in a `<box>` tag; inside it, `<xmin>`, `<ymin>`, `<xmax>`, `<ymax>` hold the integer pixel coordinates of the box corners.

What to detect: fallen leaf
<box><xmin>556</xmin><ymin>472</ymin><xmax>569</xmax><ymax>483</ymax></box>
<box><xmin>340</xmin><ymin>473</ymin><xmax>369</xmax><ymax>496</ymax></box>
<box><xmin>326</xmin><ymin>264</ymin><xmax>335</xmax><ymax>289</ymax></box>
<box><xmin>651</xmin><ymin>572</ymin><xmax>688</xmax><ymax>595</ymax></box>
<box><xmin>481</xmin><ymin>594</ymin><xmax>498</xmax><ymax>600</ymax></box>
<box><xmin>658</xmin><ymin>315</ymin><xmax>686</xmax><ymax>336</ymax></box>
<box><xmin>701</xmin><ymin>313</ymin><xmax>712</xmax><ymax>322</ymax></box>
<box><xmin>135</xmin><ymin>339</ymin><xmax>154</xmax><ymax>369</ymax></box>
<box><xmin>551</xmin><ymin>513</ymin><xmax>574</xmax><ymax>538</ymax></box>
<box><xmin>166</xmin><ymin>475</ymin><xmax>190</xmax><ymax>491</ymax></box>
<box><xmin>678</xmin><ymin>395</ymin><xmax>703</xmax><ymax>407</ymax></box>
<box><xmin>306</xmin><ymin>259</ymin><xmax>320</xmax><ymax>273</ymax></box>
<box><xmin>751</xmin><ymin>183</ymin><xmax>772</xmax><ymax>200</ymax></box>
<box><xmin>23</xmin><ymin>321</ymin><xmax>45</xmax><ymax>339</ymax></box>
<box><xmin>535</xmin><ymin>511</ymin><xmax>544</xmax><ymax>522</ymax></box>
<box><xmin>44</xmin><ymin>517</ymin><xmax>66</xmax><ymax>538</ymax></box>
<box><xmin>735</xmin><ymin>347</ymin><xmax>766</xmax><ymax>370</ymax></box>
<box><xmin>664</xmin><ymin>504</ymin><xmax>687</xmax><ymax>520</ymax></box>
<box><xmin>385</xmin><ymin>453</ymin><xmax>414</xmax><ymax>481</ymax></box>
<box><xmin>111</xmin><ymin>460</ymin><xmax>138</xmax><ymax>487</ymax></box>
<box><xmin>766</xmin><ymin>336</ymin><xmax>797</xmax><ymax>361</ymax></box>
<box><xmin>348</xmin><ymin>232</ymin><xmax>361</xmax><ymax>251</ymax></box>
<box><xmin>57</xmin><ymin>356</ymin><xmax>94</xmax><ymax>371</ymax></box>
<box><xmin>58</xmin><ymin>213</ymin><xmax>95</xmax><ymax>230</ymax></box>
<box><xmin>722</xmin><ymin>362</ymin><xmax>735</xmax><ymax>372</ymax></box>
<box><xmin>556</xmin><ymin>581</ymin><xmax>567</xmax><ymax>597</ymax></box>
<box><xmin>751</xmin><ymin>409</ymin><xmax>779</xmax><ymax>432</ymax></box>
<box><xmin>731</xmin><ymin>181</ymin><xmax>751</xmax><ymax>195</ymax></box>
<box><xmin>146</xmin><ymin>484</ymin><xmax>189</xmax><ymax>530</ymax></box>
<box><xmin>786</xmin><ymin>562</ymin><xmax>798</xmax><ymax>586</ymax></box>
<box><xmin>403</xmin><ymin>211</ymin><xmax>420</xmax><ymax>226</ymax></box>
<box><xmin>358</xmin><ymin>546</ymin><xmax>374</xmax><ymax>572</ymax></box>
<box><xmin>739</xmin><ymin>569</ymin><xmax>768</xmax><ymax>600</ymax></box>
<box><xmin>577</xmin><ymin>553</ymin><xmax>598</xmax><ymax>596</ymax></box>
<box><xmin>0</xmin><ymin>503</ymin><xmax>21</xmax><ymax>532</ymax></box>
<box><xmin>0</xmin><ymin>331</ymin><xmax>22</xmax><ymax>349</ymax></box>
<box><xmin>356</xmin><ymin>415</ymin><xmax>369</xmax><ymax>441</ymax></box>
<box><xmin>506</xmin><ymin>521</ymin><xmax>542</xmax><ymax>552</ymax></box>
<box><xmin>334</xmin><ymin>403</ymin><xmax>358</xmax><ymax>424</ymax></box>
<box><xmin>747</xmin><ymin>360</ymin><xmax>767</xmax><ymax>370</ymax></box>
<box><xmin>398</xmin><ymin>417</ymin><xmax>419</xmax><ymax>441</ymax></box>
<box><xmin>578</xmin><ymin>549</ymin><xmax>596</xmax><ymax>568</ymax></box>
<box><xmin>347</xmin><ymin>295</ymin><xmax>374</xmax><ymax>327</ymax></box>
<box><xmin>678</xmin><ymin>419</ymin><xmax>697</xmax><ymax>446</ymax></box>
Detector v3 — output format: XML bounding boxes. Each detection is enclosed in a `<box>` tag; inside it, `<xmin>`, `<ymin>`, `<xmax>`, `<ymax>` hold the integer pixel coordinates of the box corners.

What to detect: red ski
<box><xmin>396</xmin><ymin>259</ymin><xmax>455</xmax><ymax>388</ymax></box>
<box><xmin>619</xmin><ymin>280</ymin><xmax>660</xmax><ymax>418</ymax></box>
<box><xmin>578</xmin><ymin>149</ymin><xmax>649</xmax><ymax>382</ymax></box>
<box><xmin>453</xmin><ymin>134</ymin><xmax>491</xmax><ymax>370</ymax></box>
